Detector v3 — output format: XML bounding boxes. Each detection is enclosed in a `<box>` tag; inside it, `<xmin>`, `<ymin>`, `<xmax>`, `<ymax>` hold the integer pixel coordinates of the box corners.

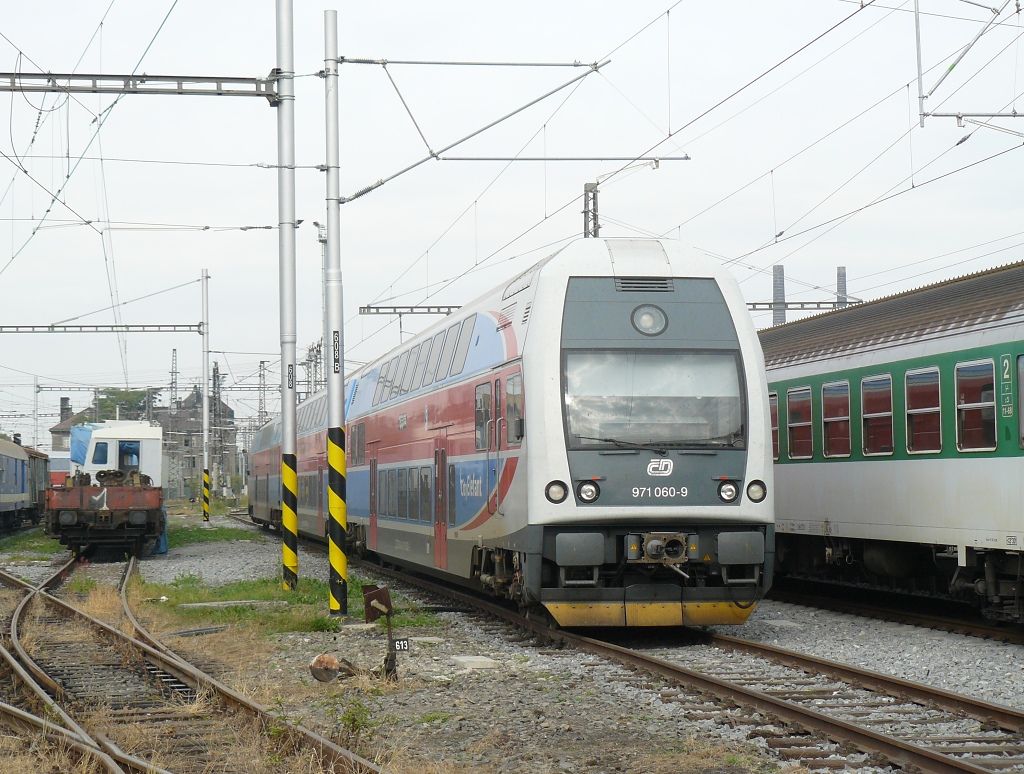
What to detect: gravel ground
<box><xmin>714</xmin><ymin>600</ymin><xmax>1024</xmax><ymax>710</ymax></box>
<box><xmin>3</xmin><ymin>516</ymin><xmax>1018</xmax><ymax>772</ymax></box>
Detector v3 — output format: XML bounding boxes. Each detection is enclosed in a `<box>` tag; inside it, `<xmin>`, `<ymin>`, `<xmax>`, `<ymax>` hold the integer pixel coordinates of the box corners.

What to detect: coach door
<box><xmin>369</xmin><ymin>456</ymin><xmax>378</xmax><ymax>551</ymax></box>
<box><xmin>434</xmin><ymin>439</ymin><xmax>448</xmax><ymax>570</ymax></box>
<box><xmin>317</xmin><ymin>467</ymin><xmax>325</xmax><ymax>535</ymax></box>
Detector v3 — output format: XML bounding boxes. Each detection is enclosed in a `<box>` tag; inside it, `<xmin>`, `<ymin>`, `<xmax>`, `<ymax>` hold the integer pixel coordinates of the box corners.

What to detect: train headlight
<box><xmin>718</xmin><ymin>481</ymin><xmax>739</xmax><ymax>503</ymax></box>
<box><xmin>631</xmin><ymin>304</ymin><xmax>668</xmax><ymax>336</ymax></box>
<box><xmin>58</xmin><ymin>510</ymin><xmax>77</xmax><ymax>526</ymax></box>
<box><xmin>746</xmin><ymin>480</ymin><xmax>767</xmax><ymax>503</ymax></box>
<box><xmin>128</xmin><ymin>510</ymin><xmax>148</xmax><ymax>526</ymax></box>
<box><xmin>545</xmin><ymin>480</ymin><xmax>568</xmax><ymax>504</ymax></box>
<box><xmin>577</xmin><ymin>481</ymin><xmax>601</xmax><ymax>503</ymax></box>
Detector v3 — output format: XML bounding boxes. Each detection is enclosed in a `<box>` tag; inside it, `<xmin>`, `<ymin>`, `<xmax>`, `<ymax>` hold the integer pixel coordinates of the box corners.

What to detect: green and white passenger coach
<box><xmin>761</xmin><ymin>262</ymin><xmax>1024</xmax><ymax>622</ymax></box>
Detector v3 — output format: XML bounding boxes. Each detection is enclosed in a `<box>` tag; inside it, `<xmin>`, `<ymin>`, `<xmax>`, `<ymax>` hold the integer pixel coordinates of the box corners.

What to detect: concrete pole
<box><xmin>201</xmin><ymin>268</ymin><xmax>210</xmax><ymax>522</ymax></box>
<box><xmin>276</xmin><ymin>0</ymin><xmax>299</xmax><ymax>590</ymax></box>
<box><xmin>324</xmin><ymin>9</ymin><xmax>348</xmax><ymax>616</ymax></box>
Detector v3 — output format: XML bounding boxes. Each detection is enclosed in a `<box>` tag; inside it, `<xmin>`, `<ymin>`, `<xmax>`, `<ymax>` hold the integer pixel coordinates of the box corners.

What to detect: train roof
<box><xmin>758</xmin><ymin>260</ymin><xmax>1024</xmax><ymax>368</ymax></box>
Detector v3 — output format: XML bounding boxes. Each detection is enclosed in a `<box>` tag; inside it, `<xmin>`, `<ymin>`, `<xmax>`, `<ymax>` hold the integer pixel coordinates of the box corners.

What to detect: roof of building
<box><xmin>48</xmin><ymin>408</ymin><xmax>93</xmax><ymax>435</ymax></box>
<box><xmin>757</xmin><ymin>260</ymin><xmax>1024</xmax><ymax>368</ymax></box>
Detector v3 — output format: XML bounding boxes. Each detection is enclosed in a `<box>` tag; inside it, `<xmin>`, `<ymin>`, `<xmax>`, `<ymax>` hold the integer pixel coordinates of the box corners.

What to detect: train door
<box><xmin>434</xmin><ymin>438</ymin><xmax>448</xmax><ymax>569</ymax></box>
<box><xmin>369</xmin><ymin>455</ymin><xmax>378</xmax><ymax>550</ymax></box>
<box><xmin>490</xmin><ymin>376</ymin><xmax>503</xmax><ymax>515</ymax></box>
<box><xmin>317</xmin><ymin>465</ymin><xmax>325</xmax><ymax>536</ymax></box>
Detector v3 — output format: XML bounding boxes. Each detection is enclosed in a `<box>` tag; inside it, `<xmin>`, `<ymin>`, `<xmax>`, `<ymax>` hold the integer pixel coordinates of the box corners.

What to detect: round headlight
<box><xmin>631</xmin><ymin>304</ymin><xmax>668</xmax><ymax>336</ymax></box>
<box><xmin>545</xmin><ymin>480</ymin><xmax>568</xmax><ymax>504</ymax></box>
<box><xmin>577</xmin><ymin>481</ymin><xmax>601</xmax><ymax>503</ymax></box>
<box><xmin>718</xmin><ymin>481</ymin><xmax>739</xmax><ymax>503</ymax></box>
<box><xmin>746</xmin><ymin>480</ymin><xmax>767</xmax><ymax>503</ymax></box>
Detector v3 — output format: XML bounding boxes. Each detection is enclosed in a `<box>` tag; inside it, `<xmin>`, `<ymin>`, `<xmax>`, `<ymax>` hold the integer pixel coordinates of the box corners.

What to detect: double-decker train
<box><xmin>0</xmin><ymin>437</ymin><xmax>48</xmax><ymax>529</ymax></box>
<box><xmin>250</xmin><ymin>238</ymin><xmax>774</xmax><ymax>627</ymax></box>
<box><xmin>762</xmin><ymin>261</ymin><xmax>1024</xmax><ymax>623</ymax></box>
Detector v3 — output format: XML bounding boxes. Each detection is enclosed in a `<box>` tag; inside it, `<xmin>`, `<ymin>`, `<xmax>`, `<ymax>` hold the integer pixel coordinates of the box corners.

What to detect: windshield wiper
<box><xmin>576</xmin><ymin>436</ymin><xmax>667</xmax><ymax>455</ymax></box>
<box><xmin>656</xmin><ymin>433</ymin><xmax>745</xmax><ymax>449</ymax></box>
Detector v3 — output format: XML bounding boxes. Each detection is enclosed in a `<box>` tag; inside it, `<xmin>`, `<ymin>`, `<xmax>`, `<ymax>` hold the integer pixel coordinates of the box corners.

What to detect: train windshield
<box><xmin>563</xmin><ymin>350</ymin><xmax>745</xmax><ymax>449</ymax></box>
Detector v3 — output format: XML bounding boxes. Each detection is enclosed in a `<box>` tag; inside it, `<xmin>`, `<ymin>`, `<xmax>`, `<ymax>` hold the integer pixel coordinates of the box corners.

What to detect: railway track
<box><xmin>0</xmin><ymin>553</ymin><xmax>379</xmax><ymax>773</ymax></box>
<box><xmin>352</xmin><ymin>559</ymin><xmax>1024</xmax><ymax>773</ymax></box>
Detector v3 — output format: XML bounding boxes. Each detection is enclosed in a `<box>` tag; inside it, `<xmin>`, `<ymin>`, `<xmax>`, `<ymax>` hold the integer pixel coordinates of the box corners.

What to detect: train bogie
<box><xmin>250</xmin><ymin>238</ymin><xmax>775</xmax><ymax>626</ymax></box>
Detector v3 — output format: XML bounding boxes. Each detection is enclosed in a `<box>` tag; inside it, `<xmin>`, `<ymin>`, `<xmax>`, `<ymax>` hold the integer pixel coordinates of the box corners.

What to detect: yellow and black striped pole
<box><xmin>327</xmin><ymin>426</ymin><xmax>348</xmax><ymax>614</ymax></box>
<box><xmin>202</xmin><ymin>469</ymin><xmax>210</xmax><ymax>522</ymax></box>
<box><xmin>281</xmin><ymin>453</ymin><xmax>299</xmax><ymax>590</ymax></box>
<box><xmin>323</xmin><ymin>15</ymin><xmax>348</xmax><ymax>616</ymax></box>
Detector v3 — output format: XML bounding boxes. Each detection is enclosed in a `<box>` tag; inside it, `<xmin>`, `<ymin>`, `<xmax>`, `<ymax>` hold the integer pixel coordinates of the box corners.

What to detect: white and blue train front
<box><xmin>248</xmin><ymin>238</ymin><xmax>774</xmax><ymax>627</ymax></box>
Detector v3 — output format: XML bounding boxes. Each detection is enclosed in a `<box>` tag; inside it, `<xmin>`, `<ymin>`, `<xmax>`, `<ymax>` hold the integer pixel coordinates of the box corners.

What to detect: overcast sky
<box><xmin>2</xmin><ymin>1</ymin><xmax>1023</xmax><ymax>447</ymax></box>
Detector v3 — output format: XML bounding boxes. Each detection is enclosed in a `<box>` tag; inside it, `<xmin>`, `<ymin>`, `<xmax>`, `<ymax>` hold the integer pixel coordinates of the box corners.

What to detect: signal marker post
<box><xmin>324</xmin><ymin>10</ymin><xmax>348</xmax><ymax>615</ymax></box>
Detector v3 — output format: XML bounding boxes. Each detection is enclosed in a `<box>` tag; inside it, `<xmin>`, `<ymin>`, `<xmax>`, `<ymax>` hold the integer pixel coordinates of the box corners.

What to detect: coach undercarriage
<box><xmin>777</xmin><ymin>535</ymin><xmax>1024</xmax><ymax>623</ymax></box>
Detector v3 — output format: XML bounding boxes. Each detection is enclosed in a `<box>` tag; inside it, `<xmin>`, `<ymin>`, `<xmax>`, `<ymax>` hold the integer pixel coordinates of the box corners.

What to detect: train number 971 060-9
<box><xmin>632</xmin><ymin>486</ymin><xmax>688</xmax><ymax>498</ymax></box>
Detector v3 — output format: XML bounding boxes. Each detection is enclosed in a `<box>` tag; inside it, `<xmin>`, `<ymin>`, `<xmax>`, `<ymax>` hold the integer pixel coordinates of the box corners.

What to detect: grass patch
<box><xmin>136</xmin><ymin>573</ymin><xmax>441</xmax><ymax>635</ymax></box>
<box><xmin>0</xmin><ymin>528</ymin><xmax>63</xmax><ymax>556</ymax></box>
<box><xmin>65</xmin><ymin>575</ymin><xmax>98</xmax><ymax>595</ymax></box>
<box><xmin>167</xmin><ymin>524</ymin><xmax>258</xmax><ymax>549</ymax></box>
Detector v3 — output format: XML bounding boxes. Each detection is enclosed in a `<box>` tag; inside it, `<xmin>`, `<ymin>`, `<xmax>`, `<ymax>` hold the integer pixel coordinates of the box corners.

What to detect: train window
<box><xmin>768</xmin><ymin>393</ymin><xmax>779</xmax><ymax>460</ymax></box>
<box><xmin>786</xmin><ymin>388</ymin><xmax>812</xmax><ymax>459</ymax></box>
<box><xmin>378</xmin><ymin>473</ymin><xmax>387</xmax><ymax>517</ymax></box>
<box><xmin>419</xmin><ymin>467</ymin><xmax>431</xmax><ymax>521</ymax></box>
<box><xmin>373</xmin><ymin>358</ymin><xmax>395</xmax><ymax>406</ymax></box>
<box><xmin>406</xmin><ymin>468</ymin><xmax>419</xmax><ymax>520</ymax></box>
<box><xmin>421</xmin><ymin>330</ymin><xmax>445</xmax><ymax>387</ymax></box>
<box><xmin>434</xmin><ymin>322</ymin><xmax>463</xmax><ymax>383</ymax></box>
<box><xmin>400</xmin><ymin>344</ymin><xmax>421</xmax><ymax>394</ymax></box>
<box><xmin>410</xmin><ymin>340</ymin><xmax>433</xmax><ymax>390</ymax></box>
<box><xmin>449</xmin><ymin>314</ymin><xmax>478</xmax><ymax>377</ymax></box>
<box><xmin>387</xmin><ymin>469</ymin><xmax>398</xmax><ymax>517</ymax></box>
<box><xmin>862</xmin><ymin>375</ymin><xmax>894</xmax><ymax>455</ymax></box>
<box><xmin>448</xmin><ymin>463</ymin><xmax>457</xmax><ymax>526</ymax></box>
<box><xmin>1019</xmin><ymin>356</ymin><xmax>1024</xmax><ymax>448</ymax></box>
<box><xmin>390</xmin><ymin>350</ymin><xmax>412</xmax><ymax>400</ymax></box>
<box><xmin>475</xmin><ymin>383</ymin><xmax>493</xmax><ymax>450</ymax></box>
<box><xmin>353</xmin><ymin>424</ymin><xmax>365</xmax><ymax>467</ymax></box>
<box><xmin>906</xmin><ymin>368</ymin><xmax>941</xmax><ymax>453</ymax></box>
<box><xmin>821</xmin><ymin>381</ymin><xmax>851</xmax><ymax>458</ymax></box>
<box><xmin>92</xmin><ymin>442</ymin><xmax>109</xmax><ymax>465</ymax></box>
<box><xmin>506</xmin><ymin>374</ymin><xmax>524</xmax><ymax>444</ymax></box>
<box><xmin>956</xmin><ymin>360</ymin><xmax>996</xmax><ymax>451</ymax></box>
<box><xmin>398</xmin><ymin>468</ymin><xmax>411</xmax><ymax>518</ymax></box>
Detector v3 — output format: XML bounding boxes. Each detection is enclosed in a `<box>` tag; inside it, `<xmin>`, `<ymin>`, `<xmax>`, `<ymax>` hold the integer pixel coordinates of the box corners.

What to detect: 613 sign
<box><xmin>391</xmin><ymin>638</ymin><xmax>410</xmax><ymax>653</ymax></box>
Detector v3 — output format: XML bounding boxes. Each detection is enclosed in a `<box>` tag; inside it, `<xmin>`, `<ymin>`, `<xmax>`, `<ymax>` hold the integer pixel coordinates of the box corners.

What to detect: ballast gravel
<box><xmin>716</xmin><ymin>600</ymin><xmax>1024</xmax><ymax>710</ymax></box>
<box><xmin>2</xmin><ymin>516</ymin><xmax>1017</xmax><ymax>772</ymax></box>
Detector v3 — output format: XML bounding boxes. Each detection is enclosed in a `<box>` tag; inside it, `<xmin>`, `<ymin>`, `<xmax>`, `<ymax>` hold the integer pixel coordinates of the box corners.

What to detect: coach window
<box><xmin>1019</xmin><ymin>356</ymin><xmax>1024</xmax><ymax>447</ymax></box>
<box><xmin>906</xmin><ymin>368</ymin><xmax>941</xmax><ymax>453</ymax></box>
<box><xmin>387</xmin><ymin>469</ymin><xmax>398</xmax><ymax>517</ymax></box>
<box><xmin>419</xmin><ymin>467</ymin><xmax>432</xmax><ymax>521</ymax></box>
<box><xmin>92</xmin><ymin>442</ymin><xmax>109</xmax><ymax>465</ymax></box>
<box><xmin>822</xmin><ymin>381</ymin><xmax>851</xmax><ymax>457</ymax></box>
<box><xmin>475</xmin><ymin>383</ymin><xmax>493</xmax><ymax>450</ymax></box>
<box><xmin>506</xmin><ymin>374</ymin><xmax>524</xmax><ymax>444</ymax></box>
<box><xmin>956</xmin><ymin>360</ymin><xmax>996</xmax><ymax>451</ymax></box>
<box><xmin>786</xmin><ymin>388</ymin><xmax>812</xmax><ymax>459</ymax></box>
<box><xmin>449</xmin><ymin>314</ymin><xmax>478</xmax><ymax>377</ymax></box>
<box><xmin>862</xmin><ymin>375</ymin><xmax>894</xmax><ymax>455</ymax></box>
<box><xmin>434</xmin><ymin>322</ymin><xmax>463</xmax><ymax>383</ymax></box>
<box><xmin>768</xmin><ymin>393</ymin><xmax>779</xmax><ymax>460</ymax></box>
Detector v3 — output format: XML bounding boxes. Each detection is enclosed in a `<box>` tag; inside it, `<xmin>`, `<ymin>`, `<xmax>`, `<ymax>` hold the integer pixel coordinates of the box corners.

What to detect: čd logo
<box><xmin>646</xmin><ymin>458</ymin><xmax>673</xmax><ymax>476</ymax></box>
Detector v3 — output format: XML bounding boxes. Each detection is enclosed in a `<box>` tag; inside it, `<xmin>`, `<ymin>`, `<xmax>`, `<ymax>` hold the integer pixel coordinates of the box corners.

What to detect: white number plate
<box><xmin>632</xmin><ymin>486</ymin><xmax>688</xmax><ymax>498</ymax></box>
